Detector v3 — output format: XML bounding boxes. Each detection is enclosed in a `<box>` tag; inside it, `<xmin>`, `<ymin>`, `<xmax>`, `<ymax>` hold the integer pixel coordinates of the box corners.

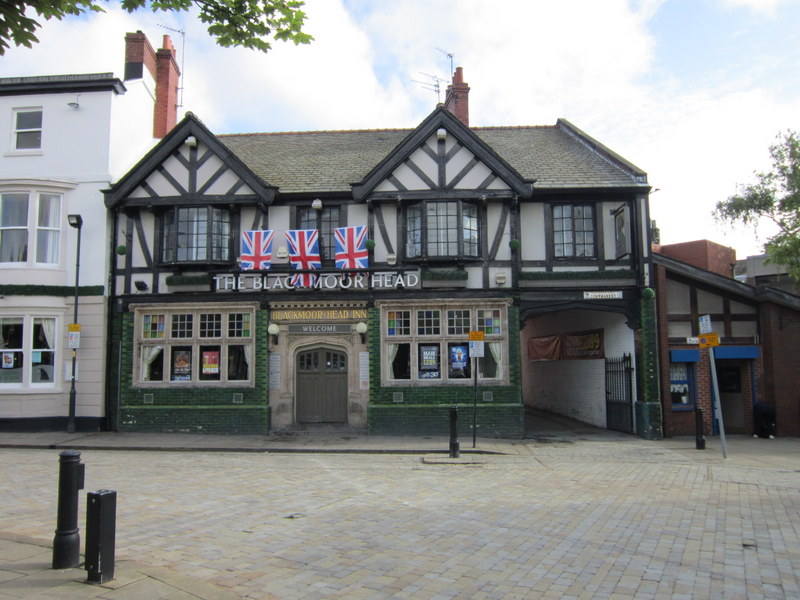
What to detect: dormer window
<box><xmin>405</xmin><ymin>200</ymin><xmax>479</xmax><ymax>260</ymax></box>
<box><xmin>160</xmin><ymin>206</ymin><xmax>231</xmax><ymax>263</ymax></box>
<box><xmin>13</xmin><ymin>108</ymin><xmax>42</xmax><ymax>150</ymax></box>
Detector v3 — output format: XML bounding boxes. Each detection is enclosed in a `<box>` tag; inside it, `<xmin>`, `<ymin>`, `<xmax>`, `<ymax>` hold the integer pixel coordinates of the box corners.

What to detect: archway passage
<box><xmin>296</xmin><ymin>347</ymin><xmax>348</xmax><ymax>423</ymax></box>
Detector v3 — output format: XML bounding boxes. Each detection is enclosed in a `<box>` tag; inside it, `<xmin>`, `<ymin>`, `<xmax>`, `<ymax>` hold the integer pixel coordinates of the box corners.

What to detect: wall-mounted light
<box><xmin>387</xmin><ymin>253</ymin><xmax>397</xmax><ymax>266</ymax></box>
<box><xmin>67</xmin><ymin>94</ymin><xmax>81</xmax><ymax>109</ymax></box>
<box><xmin>268</xmin><ymin>323</ymin><xmax>280</xmax><ymax>345</ymax></box>
<box><xmin>495</xmin><ymin>272</ymin><xmax>507</xmax><ymax>286</ymax></box>
<box><xmin>276</xmin><ymin>246</ymin><xmax>288</xmax><ymax>259</ymax></box>
<box><xmin>311</xmin><ymin>198</ymin><xmax>323</xmax><ymax>210</ymax></box>
<box><xmin>134</xmin><ymin>280</ymin><xmax>148</xmax><ymax>292</ymax></box>
<box><xmin>356</xmin><ymin>321</ymin><xmax>368</xmax><ymax>344</ymax></box>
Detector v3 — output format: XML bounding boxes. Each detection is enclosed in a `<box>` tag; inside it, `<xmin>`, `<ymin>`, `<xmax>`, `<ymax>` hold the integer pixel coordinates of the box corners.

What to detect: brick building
<box><xmin>654</xmin><ymin>240</ymin><xmax>800</xmax><ymax>437</ymax></box>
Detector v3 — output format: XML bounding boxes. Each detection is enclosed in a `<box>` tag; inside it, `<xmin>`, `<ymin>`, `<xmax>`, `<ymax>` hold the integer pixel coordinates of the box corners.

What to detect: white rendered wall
<box><xmin>521</xmin><ymin>309</ymin><xmax>636</xmax><ymax>428</ymax></box>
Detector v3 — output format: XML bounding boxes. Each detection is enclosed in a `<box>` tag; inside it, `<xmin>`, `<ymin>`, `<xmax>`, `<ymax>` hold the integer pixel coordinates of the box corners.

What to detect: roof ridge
<box><xmin>219</xmin><ymin>128</ymin><xmax>412</xmax><ymax>138</ymax></box>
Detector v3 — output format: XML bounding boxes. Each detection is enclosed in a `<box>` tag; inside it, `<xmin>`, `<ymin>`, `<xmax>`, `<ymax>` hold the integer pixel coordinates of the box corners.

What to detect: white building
<box><xmin>0</xmin><ymin>32</ymin><xmax>180</xmax><ymax>431</ymax></box>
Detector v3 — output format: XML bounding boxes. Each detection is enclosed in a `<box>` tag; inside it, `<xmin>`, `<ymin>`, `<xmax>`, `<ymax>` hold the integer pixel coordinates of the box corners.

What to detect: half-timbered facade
<box><xmin>104</xmin><ymin>76</ymin><xmax>656</xmax><ymax>437</ymax></box>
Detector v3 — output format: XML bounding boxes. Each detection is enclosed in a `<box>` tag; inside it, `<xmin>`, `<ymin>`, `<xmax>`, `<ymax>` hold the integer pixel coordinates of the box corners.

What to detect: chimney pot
<box><xmin>444</xmin><ymin>66</ymin><xmax>470</xmax><ymax>127</ymax></box>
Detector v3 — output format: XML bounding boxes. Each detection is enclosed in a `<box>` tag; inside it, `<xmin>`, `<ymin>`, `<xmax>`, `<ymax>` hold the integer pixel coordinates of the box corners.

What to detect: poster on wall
<box><xmin>202</xmin><ymin>351</ymin><xmax>220</xmax><ymax>374</ymax></box>
<box><xmin>449</xmin><ymin>345</ymin><xmax>469</xmax><ymax>378</ymax></box>
<box><xmin>419</xmin><ymin>344</ymin><xmax>440</xmax><ymax>379</ymax></box>
<box><xmin>172</xmin><ymin>349</ymin><xmax>192</xmax><ymax>381</ymax></box>
<box><xmin>528</xmin><ymin>330</ymin><xmax>604</xmax><ymax>360</ymax></box>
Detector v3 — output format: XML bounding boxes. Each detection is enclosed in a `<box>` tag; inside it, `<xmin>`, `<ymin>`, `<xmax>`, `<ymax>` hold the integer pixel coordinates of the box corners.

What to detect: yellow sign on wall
<box><xmin>698</xmin><ymin>332</ymin><xmax>720</xmax><ymax>348</ymax></box>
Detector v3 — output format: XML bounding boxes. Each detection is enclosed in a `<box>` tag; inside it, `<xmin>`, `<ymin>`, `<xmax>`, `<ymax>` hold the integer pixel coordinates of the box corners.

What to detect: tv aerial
<box><xmin>412</xmin><ymin>73</ymin><xmax>447</xmax><ymax>103</ymax></box>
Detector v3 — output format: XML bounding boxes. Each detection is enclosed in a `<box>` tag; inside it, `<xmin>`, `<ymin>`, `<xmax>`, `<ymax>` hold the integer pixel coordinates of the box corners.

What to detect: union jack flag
<box><xmin>286</xmin><ymin>229</ymin><xmax>321</xmax><ymax>287</ymax></box>
<box><xmin>240</xmin><ymin>230</ymin><xmax>274</xmax><ymax>271</ymax></box>
<box><xmin>334</xmin><ymin>226</ymin><xmax>369</xmax><ymax>270</ymax></box>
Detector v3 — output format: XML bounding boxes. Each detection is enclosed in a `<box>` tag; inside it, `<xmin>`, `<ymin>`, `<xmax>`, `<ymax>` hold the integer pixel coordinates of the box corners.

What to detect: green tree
<box><xmin>1</xmin><ymin>0</ymin><xmax>313</xmax><ymax>55</ymax></box>
<box><xmin>715</xmin><ymin>130</ymin><xmax>800</xmax><ymax>279</ymax></box>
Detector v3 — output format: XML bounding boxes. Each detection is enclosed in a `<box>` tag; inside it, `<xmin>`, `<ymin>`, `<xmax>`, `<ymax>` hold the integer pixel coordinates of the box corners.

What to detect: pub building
<box><xmin>104</xmin><ymin>69</ymin><xmax>657</xmax><ymax>437</ymax></box>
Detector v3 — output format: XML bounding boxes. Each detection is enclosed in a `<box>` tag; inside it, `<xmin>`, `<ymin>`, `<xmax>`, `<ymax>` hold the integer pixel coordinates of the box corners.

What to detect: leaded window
<box><xmin>553</xmin><ymin>204</ymin><xmax>595</xmax><ymax>258</ymax></box>
<box><xmin>161</xmin><ymin>207</ymin><xmax>231</xmax><ymax>263</ymax></box>
<box><xmin>405</xmin><ymin>200</ymin><xmax>480</xmax><ymax>260</ymax></box>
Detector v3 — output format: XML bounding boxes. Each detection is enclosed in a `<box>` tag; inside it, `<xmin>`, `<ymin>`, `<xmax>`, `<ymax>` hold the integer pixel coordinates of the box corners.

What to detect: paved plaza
<box><xmin>1</xmin><ymin>427</ymin><xmax>799</xmax><ymax>599</ymax></box>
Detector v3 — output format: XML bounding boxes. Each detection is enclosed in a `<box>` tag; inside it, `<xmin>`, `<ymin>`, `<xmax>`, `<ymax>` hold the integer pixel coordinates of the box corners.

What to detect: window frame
<box><xmin>550</xmin><ymin>203</ymin><xmax>596</xmax><ymax>260</ymax></box>
<box><xmin>0</xmin><ymin>314</ymin><xmax>59</xmax><ymax>389</ymax></box>
<box><xmin>295</xmin><ymin>205</ymin><xmax>342</xmax><ymax>265</ymax></box>
<box><xmin>405</xmin><ymin>199</ymin><xmax>480</xmax><ymax>262</ymax></box>
<box><xmin>0</xmin><ymin>189</ymin><xmax>63</xmax><ymax>267</ymax></box>
<box><xmin>160</xmin><ymin>206</ymin><xmax>232</xmax><ymax>265</ymax></box>
<box><xmin>12</xmin><ymin>107</ymin><xmax>43</xmax><ymax>152</ymax></box>
<box><xmin>134</xmin><ymin>304</ymin><xmax>256</xmax><ymax>388</ymax></box>
<box><xmin>381</xmin><ymin>302</ymin><xmax>507</xmax><ymax>386</ymax></box>
<box><xmin>669</xmin><ymin>360</ymin><xmax>696</xmax><ymax>411</ymax></box>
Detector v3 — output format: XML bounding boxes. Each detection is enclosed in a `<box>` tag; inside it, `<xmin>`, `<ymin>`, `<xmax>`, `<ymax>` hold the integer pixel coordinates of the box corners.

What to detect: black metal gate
<box><xmin>605</xmin><ymin>354</ymin><xmax>634</xmax><ymax>433</ymax></box>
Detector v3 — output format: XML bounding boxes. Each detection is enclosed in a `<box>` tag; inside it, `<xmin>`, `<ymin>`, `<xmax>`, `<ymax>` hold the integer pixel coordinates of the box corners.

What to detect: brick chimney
<box><xmin>444</xmin><ymin>67</ymin><xmax>470</xmax><ymax>127</ymax></box>
<box><xmin>124</xmin><ymin>32</ymin><xmax>180</xmax><ymax>139</ymax></box>
<box><xmin>154</xmin><ymin>35</ymin><xmax>180</xmax><ymax>138</ymax></box>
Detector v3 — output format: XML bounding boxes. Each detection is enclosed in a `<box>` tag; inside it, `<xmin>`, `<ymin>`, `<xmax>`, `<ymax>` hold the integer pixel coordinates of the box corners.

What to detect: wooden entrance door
<box><xmin>296</xmin><ymin>347</ymin><xmax>348</xmax><ymax>423</ymax></box>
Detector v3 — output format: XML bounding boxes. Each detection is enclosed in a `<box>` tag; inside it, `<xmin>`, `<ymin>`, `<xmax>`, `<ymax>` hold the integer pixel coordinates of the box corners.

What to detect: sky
<box><xmin>3</xmin><ymin>0</ymin><xmax>800</xmax><ymax>259</ymax></box>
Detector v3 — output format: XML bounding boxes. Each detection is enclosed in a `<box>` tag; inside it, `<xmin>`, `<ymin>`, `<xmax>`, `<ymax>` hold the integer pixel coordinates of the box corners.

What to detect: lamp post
<box><xmin>66</xmin><ymin>214</ymin><xmax>83</xmax><ymax>433</ymax></box>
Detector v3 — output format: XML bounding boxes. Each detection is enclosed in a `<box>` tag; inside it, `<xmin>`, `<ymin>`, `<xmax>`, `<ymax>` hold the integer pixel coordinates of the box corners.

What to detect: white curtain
<box><xmin>142</xmin><ymin>346</ymin><xmax>163</xmax><ymax>381</ymax></box>
<box><xmin>41</xmin><ymin>318</ymin><xmax>56</xmax><ymax>350</ymax></box>
<box><xmin>489</xmin><ymin>341</ymin><xmax>503</xmax><ymax>379</ymax></box>
<box><xmin>243</xmin><ymin>344</ymin><xmax>251</xmax><ymax>375</ymax></box>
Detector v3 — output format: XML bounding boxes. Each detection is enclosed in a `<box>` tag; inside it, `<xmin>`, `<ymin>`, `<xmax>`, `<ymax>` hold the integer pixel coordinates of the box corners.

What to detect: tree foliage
<box><xmin>715</xmin><ymin>130</ymin><xmax>800</xmax><ymax>280</ymax></box>
<box><xmin>0</xmin><ymin>0</ymin><xmax>313</xmax><ymax>56</ymax></box>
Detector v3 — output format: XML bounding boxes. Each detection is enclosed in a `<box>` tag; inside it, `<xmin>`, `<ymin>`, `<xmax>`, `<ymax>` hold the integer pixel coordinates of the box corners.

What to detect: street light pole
<box><xmin>67</xmin><ymin>214</ymin><xmax>83</xmax><ymax>433</ymax></box>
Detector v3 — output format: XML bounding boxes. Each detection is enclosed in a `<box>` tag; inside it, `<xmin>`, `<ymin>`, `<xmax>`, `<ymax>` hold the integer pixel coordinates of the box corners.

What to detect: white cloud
<box><xmin>2</xmin><ymin>0</ymin><xmax>799</xmax><ymax>258</ymax></box>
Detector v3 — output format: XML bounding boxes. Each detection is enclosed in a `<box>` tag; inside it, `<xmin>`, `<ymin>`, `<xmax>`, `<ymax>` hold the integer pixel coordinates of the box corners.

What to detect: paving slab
<box><xmin>1</xmin><ymin>427</ymin><xmax>799</xmax><ymax>599</ymax></box>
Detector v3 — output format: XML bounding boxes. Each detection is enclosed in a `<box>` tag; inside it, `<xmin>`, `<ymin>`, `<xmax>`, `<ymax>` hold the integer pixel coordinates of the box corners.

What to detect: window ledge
<box><xmin>4</xmin><ymin>150</ymin><xmax>43</xmax><ymax>157</ymax></box>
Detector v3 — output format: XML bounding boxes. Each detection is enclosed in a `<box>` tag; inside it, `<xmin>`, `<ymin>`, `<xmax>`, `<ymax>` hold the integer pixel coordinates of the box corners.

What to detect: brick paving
<box><xmin>1</xmin><ymin>432</ymin><xmax>799</xmax><ymax>599</ymax></box>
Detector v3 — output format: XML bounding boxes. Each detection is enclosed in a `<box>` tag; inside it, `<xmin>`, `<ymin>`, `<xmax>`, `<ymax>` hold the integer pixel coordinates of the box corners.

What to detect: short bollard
<box><xmin>695</xmin><ymin>405</ymin><xmax>706</xmax><ymax>450</ymax></box>
<box><xmin>85</xmin><ymin>490</ymin><xmax>117</xmax><ymax>584</ymax></box>
<box><xmin>449</xmin><ymin>407</ymin><xmax>460</xmax><ymax>458</ymax></box>
<box><xmin>52</xmin><ymin>450</ymin><xmax>85</xmax><ymax>569</ymax></box>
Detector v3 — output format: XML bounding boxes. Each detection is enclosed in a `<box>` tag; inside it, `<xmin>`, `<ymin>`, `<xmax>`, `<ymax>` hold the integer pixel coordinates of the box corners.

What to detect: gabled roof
<box><xmin>104</xmin><ymin>112</ymin><xmax>276</xmax><ymax>208</ymax></box>
<box><xmin>219</xmin><ymin>109</ymin><xmax>649</xmax><ymax>196</ymax></box>
<box><xmin>351</xmin><ymin>106</ymin><xmax>534</xmax><ymax>200</ymax></box>
<box><xmin>654</xmin><ymin>252</ymin><xmax>800</xmax><ymax>311</ymax></box>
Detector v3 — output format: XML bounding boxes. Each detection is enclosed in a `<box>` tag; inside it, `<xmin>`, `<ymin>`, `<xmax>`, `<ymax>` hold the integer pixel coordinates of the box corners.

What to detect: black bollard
<box><xmin>449</xmin><ymin>407</ymin><xmax>460</xmax><ymax>458</ymax></box>
<box><xmin>85</xmin><ymin>490</ymin><xmax>117</xmax><ymax>584</ymax></box>
<box><xmin>695</xmin><ymin>405</ymin><xmax>706</xmax><ymax>450</ymax></box>
<box><xmin>52</xmin><ymin>450</ymin><xmax>85</xmax><ymax>569</ymax></box>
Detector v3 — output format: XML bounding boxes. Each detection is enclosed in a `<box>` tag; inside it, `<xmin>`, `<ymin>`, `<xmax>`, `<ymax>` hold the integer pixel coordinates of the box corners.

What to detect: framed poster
<box><xmin>202</xmin><ymin>350</ymin><xmax>220</xmax><ymax>374</ymax></box>
<box><xmin>418</xmin><ymin>344</ymin><xmax>440</xmax><ymax>379</ymax></box>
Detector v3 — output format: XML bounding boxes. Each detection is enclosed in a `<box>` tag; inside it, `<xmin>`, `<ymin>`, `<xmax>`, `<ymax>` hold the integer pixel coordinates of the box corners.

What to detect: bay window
<box><xmin>161</xmin><ymin>207</ymin><xmax>231</xmax><ymax>263</ymax></box>
<box><xmin>406</xmin><ymin>200</ymin><xmax>479</xmax><ymax>260</ymax></box>
<box><xmin>0</xmin><ymin>191</ymin><xmax>61</xmax><ymax>265</ymax></box>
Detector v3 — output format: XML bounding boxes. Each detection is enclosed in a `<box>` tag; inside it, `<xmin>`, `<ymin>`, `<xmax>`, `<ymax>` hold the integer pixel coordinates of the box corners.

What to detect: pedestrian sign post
<box><xmin>699</xmin><ymin>315</ymin><xmax>727</xmax><ymax>458</ymax></box>
<box><xmin>468</xmin><ymin>331</ymin><xmax>485</xmax><ymax>448</ymax></box>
